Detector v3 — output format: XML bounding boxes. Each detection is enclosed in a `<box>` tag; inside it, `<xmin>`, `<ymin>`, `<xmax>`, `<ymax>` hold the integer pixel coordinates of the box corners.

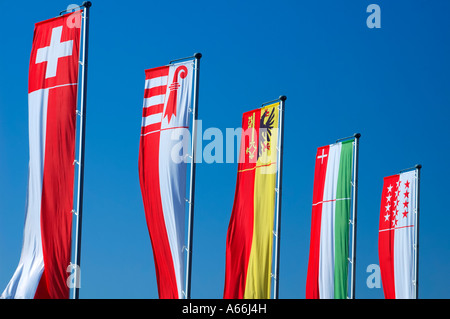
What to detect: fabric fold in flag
<box><xmin>378</xmin><ymin>170</ymin><xmax>417</xmax><ymax>299</ymax></box>
<box><xmin>224</xmin><ymin>103</ymin><xmax>279</xmax><ymax>299</ymax></box>
<box><xmin>138</xmin><ymin>60</ymin><xmax>194</xmax><ymax>299</ymax></box>
<box><xmin>1</xmin><ymin>12</ymin><xmax>81</xmax><ymax>299</ymax></box>
<box><xmin>305</xmin><ymin>140</ymin><xmax>354</xmax><ymax>299</ymax></box>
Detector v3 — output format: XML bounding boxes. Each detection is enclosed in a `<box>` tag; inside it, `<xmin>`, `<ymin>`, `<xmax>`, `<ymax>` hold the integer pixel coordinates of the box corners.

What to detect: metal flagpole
<box><xmin>414</xmin><ymin>164</ymin><xmax>421</xmax><ymax>299</ymax></box>
<box><xmin>349</xmin><ymin>132</ymin><xmax>360</xmax><ymax>299</ymax></box>
<box><xmin>399</xmin><ymin>164</ymin><xmax>421</xmax><ymax>299</ymax></box>
<box><xmin>273</xmin><ymin>95</ymin><xmax>286</xmax><ymax>299</ymax></box>
<box><xmin>185</xmin><ymin>52</ymin><xmax>202</xmax><ymax>299</ymax></box>
<box><xmin>72</xmin><ymin>1</ymin><xmax>91</xmax><ymax>300</ymax></box>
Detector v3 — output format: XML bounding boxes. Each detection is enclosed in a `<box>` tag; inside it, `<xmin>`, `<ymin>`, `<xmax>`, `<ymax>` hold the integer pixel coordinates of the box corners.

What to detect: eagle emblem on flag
<box><xmin>258</xmin><ymin>107</ymin><xmax>275</xmax><ymax>160</ymax></box>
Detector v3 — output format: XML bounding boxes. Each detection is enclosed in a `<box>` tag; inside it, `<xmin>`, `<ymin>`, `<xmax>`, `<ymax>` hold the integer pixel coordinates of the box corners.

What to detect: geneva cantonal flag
<box><xmin>378</xmin><ymin>170</ymin><xmax>418</xmax><ymax>299</ymax></box>
<box><xmin>1</xmin><ymin>12</ymin><xmax>81</xmax><ymax>299</ymax></box>
<box><xmin>223</xmin><ymin>103</ymin><xmax>279</xmax><ymax>299</ymax></box>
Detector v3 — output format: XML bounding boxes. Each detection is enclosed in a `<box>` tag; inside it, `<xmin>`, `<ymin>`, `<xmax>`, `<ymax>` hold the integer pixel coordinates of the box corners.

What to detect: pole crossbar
<box><xmin>59</xmin><ymin>1</ymin><xmax>91</xmax><ymax>16</ymax></box>
<box><xmin>169</xmin><ymin>54</ymin><xmax>200</xmax><ymax>65</ymax></box>
<box><xmin>400</xmin><ymin>164</ymin><xmax>422</xmax><ymax>173</ymax></box>
<box><xmin>336</xmin><ymin>132</ymin><xmax>361</xmax><ymax>143</ymax></box>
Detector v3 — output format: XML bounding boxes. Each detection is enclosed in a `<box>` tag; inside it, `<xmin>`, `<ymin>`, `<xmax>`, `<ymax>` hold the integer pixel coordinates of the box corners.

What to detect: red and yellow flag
<box><xmin>224</xmin><ymin>103</ymin><xmax>279</xmax><ymax>299</ymax></box>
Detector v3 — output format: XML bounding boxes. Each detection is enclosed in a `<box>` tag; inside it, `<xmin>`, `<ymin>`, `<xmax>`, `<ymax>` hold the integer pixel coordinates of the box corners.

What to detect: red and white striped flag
<box><xmin>378</xmin><ymin>170</ymin><xmax>418</xmax><ymax>299</ymax></box>
<box><xmin>138</xmin><ymin>60</ymin><xmax>194</xmax><ymax>299</ymax></box>
<box><xmin>1</xmin><ymin>12</ymin><xmax>81</xmax><ymax>299</ymax></box>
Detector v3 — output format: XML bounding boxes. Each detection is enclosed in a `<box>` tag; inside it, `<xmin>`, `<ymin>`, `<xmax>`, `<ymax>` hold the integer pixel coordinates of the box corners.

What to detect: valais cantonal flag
<box><xmin>138</xmin><ymin>60</ymin><xmax>193</xmax><ymax>299</ymax></box>
<box><xmin>1</xmin><ymin>12</ymin><xmax>81</xmax><ymax>299</ymax></box>
<box><xmin>378</xmin><ymin>170</ymin><xmax>417</xmax><ymax>299</ymax></box>
<box><xmin>305</xmin><ymin>140</ymin><xmax>354</xmax><ymax>299</ymax></box>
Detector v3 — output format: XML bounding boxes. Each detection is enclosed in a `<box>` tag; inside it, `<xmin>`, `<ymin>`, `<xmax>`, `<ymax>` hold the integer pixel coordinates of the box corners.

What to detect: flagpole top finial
<box><xmin>415</xmin><ymin>164</ymin><xmax>422</xmax><ymax>169</ymax></box>
<box><xmin>353</xmin><ymin>133</ymin><xmax>361</xmax><ymax>139</ymax></box>
<box><xmin>279</xmin><ymin>95</ymin><xmax>287</xmax><ymax>101</ymax></box>
<box><xmin>82</xmin><ymin>1</ymin><xmax>92</xmax><ymax>8</ymax></box>
<box><xmin>194</xmin><ymin>53</ymin><xmax>202</xmax><ymax>59</ymax></box>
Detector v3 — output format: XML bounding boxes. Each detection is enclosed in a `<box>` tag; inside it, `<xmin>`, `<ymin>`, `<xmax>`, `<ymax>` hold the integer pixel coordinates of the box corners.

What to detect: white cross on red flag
<box><xmin>1</xmin><ymin>11</ymin><xmax>81</xmax><ymax>299</ymax></box>
<box><xmin>378</xmin><ymin>170</ymin><xmax>417</xmax><ymax>299</ymax></box>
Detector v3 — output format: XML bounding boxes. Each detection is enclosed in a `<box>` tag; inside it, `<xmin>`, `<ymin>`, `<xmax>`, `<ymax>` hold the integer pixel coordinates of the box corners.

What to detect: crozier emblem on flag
<box><xmin>138</xmin><ymin>60</ymin><xmax>194</xmax><ymax>299</ymax></box>
<box><xmin>1</xmin><ymin>12</ymin><xmax>81</xmax><ymax>299</ymax></box>
<box><xmin>305</xmin><ymin>139</ymin><xmax>355</xmax><ymax>299</ymax></box>
<box><xmin>223</xmin><ymin>103</ymin><xmax>279</xmax><ymax>299</ymax></box>
<box><xmin>378</xmin><ymin>170</ymin><xmax>418</xmax><ymax>299</ymax></box>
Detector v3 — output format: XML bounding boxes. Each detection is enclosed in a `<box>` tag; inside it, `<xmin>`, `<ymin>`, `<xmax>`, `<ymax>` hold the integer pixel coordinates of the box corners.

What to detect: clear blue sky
<box><xmin>1</xmin><ymin>0</ymin><xmax>449</xmax><ymax>299</ymax></box>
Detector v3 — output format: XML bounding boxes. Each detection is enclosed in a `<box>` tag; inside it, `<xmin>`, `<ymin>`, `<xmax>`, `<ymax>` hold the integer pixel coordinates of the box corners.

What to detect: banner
<box><xmin>305</xmin><ymin>140</ymin><xmax>354</xmax><ymax>299</ymax></box>
<box><xmin>378</xmin><ymin>170</ymin><xmax>417</xmax><ymax>299</ymax></box>
<box><xmin>1</xmin><ymin>12</ymin><xmax>81</xmax><ymax>299</ymax></box>
<box><xmin>224</xmin><ymin>103</ymin><xmax>279</xmax><ymax>299</ymax></box>
<box><xmin>138</xmin><ymin>60</ymin><xmax>194</xmax><ymax>299</ymax></box>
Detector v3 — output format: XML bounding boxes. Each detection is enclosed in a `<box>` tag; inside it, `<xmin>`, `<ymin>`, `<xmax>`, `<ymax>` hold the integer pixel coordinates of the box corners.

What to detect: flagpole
<box><xmin>349</xmin><ymin>132</ymin><xmax>360</xmax><ymax>299</ymax></box>
<box><xmin>273</xmin><ymin>95</ymin><xmax>286</xmax><ymax>299</ymax></box>
<box><xmin>72</xmin><ymin>1</ymin><xmax>91</xmax><ymax>300</ymax></box>
<box><xmin>414</xmin><ymin>164</ymin><xmax>421</xmax><ymax>299</ymax></box>
<box><xmin>185</xmin><ymin>52</ymin><xmax>202</xmax><ymax>299</ymax></box>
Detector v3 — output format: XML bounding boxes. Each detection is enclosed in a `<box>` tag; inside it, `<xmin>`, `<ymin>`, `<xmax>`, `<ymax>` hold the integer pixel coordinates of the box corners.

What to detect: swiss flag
<box><xmin>1</xmin><ymin>12</ymin><xmax>81</xmax><ymax>299</ymax></box>
<box><xmin>29</xmin><ymin>12</ymin><xmax>81</xmax><ymax>92</ymax></box>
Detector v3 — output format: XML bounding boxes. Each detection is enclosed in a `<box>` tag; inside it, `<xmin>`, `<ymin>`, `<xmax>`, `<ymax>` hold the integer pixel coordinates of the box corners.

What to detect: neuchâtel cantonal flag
<box><xmin>138</xmin><ymin>60</ymin><xmax>194</xmax><ymax>299</ymax></box>
<box><xmin>378</xmin><ymin>170</ymin><xmax>417</xmax><ymax>299</ymax></box>
<box><xmin>224</xmin><ymin>103</ymin><xmax>279</xmax><ymax>299</ymax></box>
<box><xmin>1</xmin><ymin>12</ymin><xmax>81</xmax><ymax>299</ymax></box>
<box><xmin>305</xmin><ymin>140</ymin><xmax>354</xmax><ymax>299</ymax></box>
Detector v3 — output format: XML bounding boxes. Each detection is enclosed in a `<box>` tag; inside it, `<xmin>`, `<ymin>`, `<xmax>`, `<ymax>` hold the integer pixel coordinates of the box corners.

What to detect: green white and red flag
<box><xmin>305</xmin><ymin>140</ymin><xmax>354</xmax><ymax>299</ymax></box>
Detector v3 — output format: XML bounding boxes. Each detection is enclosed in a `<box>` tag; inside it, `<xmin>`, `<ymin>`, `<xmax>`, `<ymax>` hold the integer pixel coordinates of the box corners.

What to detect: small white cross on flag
<box><xmin>35</xmin><ymin>25</ymin><xmax>74</xmax><ymax>79</ymax></box>
<box><xmin>1</xmin><ymin>11</ymin><xmax>81</xmax><ymax>299</ymax></box>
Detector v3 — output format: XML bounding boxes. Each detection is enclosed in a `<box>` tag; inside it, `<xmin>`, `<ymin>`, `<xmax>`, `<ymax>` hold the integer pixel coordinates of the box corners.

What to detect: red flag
<box><xmin>1</xmin><ymin>12</ymin><xmax>81</xmax><ymax>299</ymax></box>
<box><xmin>139</xmin><ymin>60</ymin><xmax>194</xmax><ymax>299</ymax></box>
<box><xmin>378</xmin><ymin>170</ymin><xmax>417</xmax><ymax>299</ymax></box>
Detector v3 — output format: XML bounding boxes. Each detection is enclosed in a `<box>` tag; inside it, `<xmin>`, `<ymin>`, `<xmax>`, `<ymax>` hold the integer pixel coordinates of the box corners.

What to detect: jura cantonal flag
<box><xmin>378</xmin><ymin>170</ymin><xmax>418</xmax><ymax>299</ymax></box>
<box><xmin>1</xmin><ymin>12</ymin><xmax>81</xmax><ymax>299</ymax></box>
<box><xmin>305</xmin><ymin>140</ymin><xmax>354</xmax><ymax>299</ymax></box>
<box><xmin>138</xmin><ymin>60</ymin><xmax>194</xmax><ymax>299</ymax></box>
<box><xmin>224</xmin><ymin>103</ymin><xmax>279</xmax><ymax>299</ymax></box>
